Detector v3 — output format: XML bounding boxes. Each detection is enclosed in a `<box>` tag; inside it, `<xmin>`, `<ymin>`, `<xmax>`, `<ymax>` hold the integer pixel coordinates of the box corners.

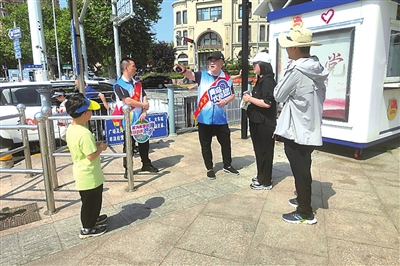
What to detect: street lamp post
<box><xmin>51</xmin><ymin>0</ymin><xmax>61</xmax><ymax>79</ymax></box>
<box><xmin>241</xmin><ymin>0</ymin><xmax>251</xmax><ymax>139</ymax></box>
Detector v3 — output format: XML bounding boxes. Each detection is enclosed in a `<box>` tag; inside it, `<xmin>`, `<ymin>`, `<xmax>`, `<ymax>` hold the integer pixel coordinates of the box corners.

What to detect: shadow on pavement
<box><xmin>149</xmin><ymin>139</ymin><xmax>175</xmax><ymax>153</ymax></box>
<box><xmin>313</xmin><ymin>181</ymin><xmax>335</xmax><ymax>211</ymax></box>
<box><xmin>107</xmin><ymin>197</ymin><xmax>165</xmax><ymax>232</ymax></box>
<box><xmin>152</xmin><ymin>155</ymin><xmax>184</xmax><ymax>170</ymax></box>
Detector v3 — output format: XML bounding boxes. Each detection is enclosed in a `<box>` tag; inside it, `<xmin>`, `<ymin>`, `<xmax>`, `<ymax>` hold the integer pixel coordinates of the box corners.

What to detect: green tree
<box><xmin>0</xmin><ymin>2</ymin><xmax>33</xmax><ymax>70</ymax></box>
<box><xmin>82</xmin><ymin>0</ymin><xmax>114</xmax><ymax>77</ymax></box>
<box><xmin>80</xmin><ymin>0</ymin><xmax>162</xmax><ymax>78</ymax></box>
<box><xmin>0</xmin><ymin>1</ymin><xmax>71</xmax><ymax>77</ymax></box>
<box><xmin>0</xmin><ymin>0</ymin><xmax>162</xmax><ymax>79</ymax></box>
<box><xmin>150</xmin><ymin>41</ymin><xmax>176</xmax><ymax>73</ymax></box>
<box><xmin>41</xmin><ymin>0</ymin><xmax>72</xmax><ymax>78</ymax></box>
<box><xmin>118</xmin><ymin>0</ymin><xmax>163</xmax><ymax>74</ymax></box>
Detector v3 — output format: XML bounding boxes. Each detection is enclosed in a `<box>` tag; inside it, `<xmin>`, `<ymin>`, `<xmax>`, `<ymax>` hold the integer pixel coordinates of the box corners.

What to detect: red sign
<box><xmin>183</xmin><ymin>37</ymin><xmax>194</xmax><ymax>43</ymax></box>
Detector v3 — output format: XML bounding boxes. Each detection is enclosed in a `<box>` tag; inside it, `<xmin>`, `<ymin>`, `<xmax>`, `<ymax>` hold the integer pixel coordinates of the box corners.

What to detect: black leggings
<box><xmin>79</xmin><ymin>184</ymin><xmax>103</xmax><ymax>229</ymax></box>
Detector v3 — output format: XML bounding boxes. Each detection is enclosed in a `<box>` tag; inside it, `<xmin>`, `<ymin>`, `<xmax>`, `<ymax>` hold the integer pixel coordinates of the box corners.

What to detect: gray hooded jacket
<box><xmin>274</xmin><ymin>56</ymin><xmax>329</xmax><ymax>146</ymax></box>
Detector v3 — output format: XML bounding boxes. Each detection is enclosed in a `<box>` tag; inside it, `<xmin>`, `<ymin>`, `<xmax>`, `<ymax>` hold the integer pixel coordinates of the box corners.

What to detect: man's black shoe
<box><xmin>141</xmin><ymin>164</ymin><xmax>159</xmax><ymax>173</ymax></box>
<box><xmin>207</xmin><ymin>169</ymin><xmax>216</xmax><ymax>180</ymax></box>
<box><xmin>95</xmin><ymin>214</ymin><xmax>108</xmax><ymax>225</ymax></box>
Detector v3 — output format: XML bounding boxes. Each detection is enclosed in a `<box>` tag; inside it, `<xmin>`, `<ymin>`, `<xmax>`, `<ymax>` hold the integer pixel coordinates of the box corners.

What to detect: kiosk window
<box><xmin>387</xmin><ymin>29</ymin><xmax>400</xmax><ymax>79</ymax></box>
<box><xmin>277</xmin><ymin>27</ymin><xmax>355</xmax><ymax>122</ymax></box>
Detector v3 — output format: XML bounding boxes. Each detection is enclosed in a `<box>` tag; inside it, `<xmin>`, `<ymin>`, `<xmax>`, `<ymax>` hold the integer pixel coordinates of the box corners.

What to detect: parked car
<box><xmin>0</xmin><ymin>81</ymin><xmax>75</xmax><ymax>151</ymax></box>
<box><xmin>89</xmin><ymin>77</ymin><xmax>110</xmax><ymax>82</ymax></box>
<box><xmin>140</xmin><ymin>75</ymin><xmax>173</xmax><ymax>89</ymax></box>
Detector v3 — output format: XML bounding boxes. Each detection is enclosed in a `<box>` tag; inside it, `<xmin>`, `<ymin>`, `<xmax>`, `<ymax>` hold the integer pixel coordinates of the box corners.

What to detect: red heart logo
<box><xmin>321</xmin><ymin>9</ymin><xmax>334</xmax><ymax>24</ymax></box>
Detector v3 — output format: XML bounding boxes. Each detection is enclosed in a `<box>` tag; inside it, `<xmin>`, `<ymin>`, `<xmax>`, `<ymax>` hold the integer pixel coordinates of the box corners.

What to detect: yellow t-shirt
<box><xmin>66</xmin><ymin>124</ymin><xmax>104</xmax><ymax>191</ymax></box>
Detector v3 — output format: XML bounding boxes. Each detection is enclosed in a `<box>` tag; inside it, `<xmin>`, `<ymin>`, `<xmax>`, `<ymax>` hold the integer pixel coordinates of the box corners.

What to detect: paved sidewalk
<box><xmin>0</xmin><ymin>125</ymin><xmax>399</xmax><ymax>265</ymax></box>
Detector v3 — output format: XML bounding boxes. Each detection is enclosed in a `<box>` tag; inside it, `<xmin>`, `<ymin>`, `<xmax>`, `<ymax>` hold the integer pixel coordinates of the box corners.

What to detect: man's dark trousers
<box><xmin>197</xmin><ymin>123</ymin><xmax>232</xmax><ymax>170</ymax></box>
<box><xmin>123</xmin><ymin>134</ymin><xmax>151</xmax><ymax>169</ymax></box>
<box><xmin>283</xmin><ymin>138</ymin><xmax>315</xmax><ymax>217</ymax></box>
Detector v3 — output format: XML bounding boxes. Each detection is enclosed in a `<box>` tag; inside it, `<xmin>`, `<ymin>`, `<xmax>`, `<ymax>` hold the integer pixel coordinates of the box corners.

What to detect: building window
<box><xmin>238</xmin><ymin>26</ymin><xmax>251</xmax><ymax>42</ymax></box>
<box><xmin>197</xmin><ymin>6</ymin><xmax>222</xmax><ymax>21</ymax></box>
<box><xmin>176</xmin><ymin>11</ymin><xmax>181</xmax><ymax>25</ymax></box>
<box><xmin>178</xmin><ymin>54</ymin><xmax>189</xmax><ymax>66</ymax></box>
<box><xmin>176</xmin><ymin>31</ymin><xmax>182</xmax><ymax>46</ymax></box>
<box><xmin>183</xmin><ymin>30</ymin><xmax>188</xmax><ymax>45</ymax></box>
<box><xmin>239</xmin><ymin>4</ymin><xmax>251</xmax><ymax>19</ymax></box>
<box><xmin>259</xmin><ymin>25</ymin><xmax>265</xmax><ymax>42</ymax></box>
<box><xmin>199</xmin><ymin>32</ymin><xmax>222</xmax><ymax>46</ymax></box>
<box><xmin>183</xmin><ymin>10</ymin><xmax>187</xmax><ymax>24</ymax></box>
<box><xmin>210</xmin><ymin>7</ymin><xmax>222</xmax><ymax>20</ymax></box>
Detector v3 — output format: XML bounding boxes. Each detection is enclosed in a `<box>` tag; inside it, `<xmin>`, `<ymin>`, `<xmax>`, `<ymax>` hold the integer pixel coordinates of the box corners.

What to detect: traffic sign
<box><xmin>8</xmin><ymin>27</ymin><xmax>22</xmax><ymax>39</ymax></box>
<box><xmin>24</xmin><ymin>64</ymin><xmax>43</xmax><ymax>69</ymax></box>
<box><xmin>13</xmin><ymin>38</ymin><xmax>22</xmax><ymax>59</ymax></box>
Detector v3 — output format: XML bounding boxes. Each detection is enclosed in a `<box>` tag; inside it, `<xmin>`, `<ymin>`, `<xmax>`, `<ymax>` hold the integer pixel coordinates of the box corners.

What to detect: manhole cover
<box><xmin>0</xmin><ymin>203</ymin><xmax>41</xmax><ymax>231</ymax></box>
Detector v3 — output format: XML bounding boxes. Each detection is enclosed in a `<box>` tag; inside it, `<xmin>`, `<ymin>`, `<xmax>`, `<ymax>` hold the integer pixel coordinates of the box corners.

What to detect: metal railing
<box><xmin>0</xmin><ymin>104</ymin><xmax>33</xmax><ymax>177</ymax></box>
<box><xmin>87</xmin><ymin>86</ymin><xmax>243</xmax><ymax>138</ymax></box>
<box><xmin>0</xmin><ymin>105</ymin><xmax>56</xmax><ymax>215</ymax></box>
<box><xmin>0</xmin><ymin>87</ymin><xmax>245</xmax><ymax>216</ymax></box>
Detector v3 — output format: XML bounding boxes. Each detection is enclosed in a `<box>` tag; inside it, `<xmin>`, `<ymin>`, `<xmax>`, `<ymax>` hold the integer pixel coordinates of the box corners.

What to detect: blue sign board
<box><xmin>70</xmin><ymin>19</ymin><xmax>79</xmax><ymax>76</ymax></box>
<box><xmin>146</xmin><ymin>112</ymin><xmax>168</xmax><ymax>139</ymax></box>
<box><xmin>105</xmin><ymin>112</ymin><xmax>168</xmax><ymax>146</ymax></box>
<box><xmin>13</xmin><ymin>38</ymin><xmax>21</xmax><ymax>59</ymax></box>
<box><xmin>8</xmin><ymin>27</ymin><xmax>22</xmax><ymax>39</ymax></box>
<box><xmin>24</xmin><ymin>64</ymin><xmax>43</xmax><ymax>69</ymax></box>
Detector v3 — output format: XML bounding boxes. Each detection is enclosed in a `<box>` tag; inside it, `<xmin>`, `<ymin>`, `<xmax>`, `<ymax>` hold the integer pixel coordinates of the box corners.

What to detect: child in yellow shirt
<box><xmin>65</xmin><ymin>93</ymin><xmax>108</xmax><ymax>239</ymax></box>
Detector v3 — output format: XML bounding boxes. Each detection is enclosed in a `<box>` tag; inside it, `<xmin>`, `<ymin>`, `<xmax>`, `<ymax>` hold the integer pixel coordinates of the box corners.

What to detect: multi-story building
<box><xmin>172</xmin><ymin>0</ymin><xmax>270</xmax><ymax>70</ymax></box>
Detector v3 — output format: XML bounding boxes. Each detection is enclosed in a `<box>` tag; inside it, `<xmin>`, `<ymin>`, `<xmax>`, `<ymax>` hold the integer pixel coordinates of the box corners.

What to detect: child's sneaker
<box><xmin>79</xmin><ymin>225</ymin><xmax>107</xmax><ymax>239</ymax></box>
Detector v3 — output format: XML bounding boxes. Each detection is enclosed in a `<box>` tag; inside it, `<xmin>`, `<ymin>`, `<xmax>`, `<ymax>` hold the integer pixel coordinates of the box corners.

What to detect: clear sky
<box><xmin>59</xmin><ymin>0</ymin><xmax>174</xmax><ymax>42</ymax></box>
<box><xmin>153</xmin><ymin>1</ymin><xmax>174</xmax><ymax>42</ymax></box>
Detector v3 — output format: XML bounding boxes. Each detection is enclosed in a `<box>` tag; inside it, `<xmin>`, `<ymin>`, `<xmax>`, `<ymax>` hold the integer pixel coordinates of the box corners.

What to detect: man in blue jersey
<box><xmin>113</xmin><ymin>57</ymin><xmax>158</xmax><ymax>179</ymax></box>
<box><xmin>174</xmin><ymin>51</ymin><xmax>239</xmax><ymax>180</ymax></box>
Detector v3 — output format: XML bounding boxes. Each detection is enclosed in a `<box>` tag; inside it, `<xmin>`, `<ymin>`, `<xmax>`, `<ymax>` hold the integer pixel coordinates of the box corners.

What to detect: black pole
<box><xmin>241</xmin><ymin>0</ymin><xmax>251</xmax><ymax>139</ymax></box>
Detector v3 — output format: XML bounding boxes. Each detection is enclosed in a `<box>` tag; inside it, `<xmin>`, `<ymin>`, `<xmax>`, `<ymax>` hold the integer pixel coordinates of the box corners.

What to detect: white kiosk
<box><xmin>260</xmin><ymin>0</ymin><xmax>400</xmax><ymax>158</ymax></box>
